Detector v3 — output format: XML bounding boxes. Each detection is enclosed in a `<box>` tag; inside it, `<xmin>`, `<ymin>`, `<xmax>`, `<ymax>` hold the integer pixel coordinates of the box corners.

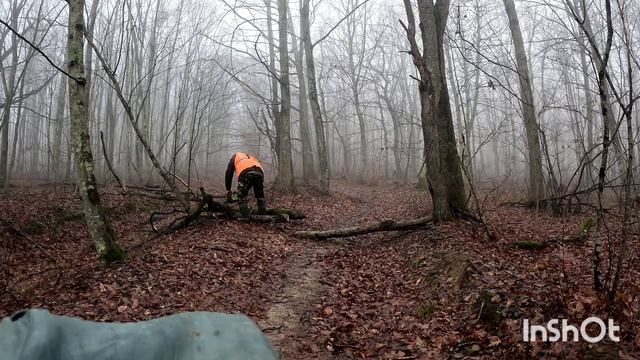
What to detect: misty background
<box><xmin>1</xmin><ymin>0</ymin><xmax>638</xmax><ymax>194</ymax></box>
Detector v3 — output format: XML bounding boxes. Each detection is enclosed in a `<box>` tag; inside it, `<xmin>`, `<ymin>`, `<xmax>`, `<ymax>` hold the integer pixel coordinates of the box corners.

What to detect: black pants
<box><xmin>237</xmin><ymin>171</ymin><xmax>264</xmax><ymax>201</ymax></box>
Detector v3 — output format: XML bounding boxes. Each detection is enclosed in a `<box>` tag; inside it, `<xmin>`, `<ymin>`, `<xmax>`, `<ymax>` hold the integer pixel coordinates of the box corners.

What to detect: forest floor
<box><xmin>1</xmin><ymin>180</ymin><xmax>639</xmax><ymax>359</ymax></box>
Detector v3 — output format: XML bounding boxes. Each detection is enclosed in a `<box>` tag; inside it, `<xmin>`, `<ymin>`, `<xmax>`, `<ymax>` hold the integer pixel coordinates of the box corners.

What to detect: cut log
<box><xmin>295</xmin><ymin>217</ymin><xmax>433</xmax><ymax>239</ymax></box>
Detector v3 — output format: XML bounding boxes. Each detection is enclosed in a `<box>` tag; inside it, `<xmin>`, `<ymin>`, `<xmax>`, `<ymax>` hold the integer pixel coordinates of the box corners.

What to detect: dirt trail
<box><xmin>259</xmin><ymin>244</ymin><xmax>328</xmax><ymax>357</ymax></box>
<box><xmin>259</xmin><ymin>184</ymin><xmax>376</xmax><ymax>358</ymax></box>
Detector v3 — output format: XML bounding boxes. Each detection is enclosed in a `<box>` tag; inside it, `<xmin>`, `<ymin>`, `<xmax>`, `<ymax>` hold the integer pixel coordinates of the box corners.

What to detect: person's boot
<box><xmin>238</xmin><ymin>199</ymin><xmax>250</xmax><ymax>218</ymax></box>
<box><xmin>257</xmin><ymin>198</ymin><xmax>267</xmax><ymax>214</ymax></box>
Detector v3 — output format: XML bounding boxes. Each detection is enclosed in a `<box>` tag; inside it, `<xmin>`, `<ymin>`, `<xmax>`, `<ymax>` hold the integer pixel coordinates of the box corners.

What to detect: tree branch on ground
<box><xmin>295</xmin><ymin>217</ymin><xmax>433</xmax><ymax>239</ymax></box>
<box><xmin>151</xmin><ymin>188</ymin><xmax>304</xmax><ymax>234</ymax></box>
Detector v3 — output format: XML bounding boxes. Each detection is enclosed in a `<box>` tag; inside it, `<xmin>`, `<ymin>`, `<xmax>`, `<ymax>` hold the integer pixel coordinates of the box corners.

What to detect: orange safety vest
<box><xmin>233</xmin><ymin>152</ymin><xmax>263</xmax><ymax>175</ymax></box>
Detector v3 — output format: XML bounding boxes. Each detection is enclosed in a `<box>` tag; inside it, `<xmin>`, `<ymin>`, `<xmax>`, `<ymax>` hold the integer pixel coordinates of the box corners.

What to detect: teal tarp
<box><xmin>0</xmin><ymin>309</ymin><xmax>277</xmax><ymax>360</ymax></box>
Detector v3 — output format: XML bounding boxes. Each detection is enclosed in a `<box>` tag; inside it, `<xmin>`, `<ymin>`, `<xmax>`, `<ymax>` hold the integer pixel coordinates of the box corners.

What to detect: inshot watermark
<box><xmin>523</xmin><ymin>317</ymin><xmax>620</xmax><ymax>343</ymax></box>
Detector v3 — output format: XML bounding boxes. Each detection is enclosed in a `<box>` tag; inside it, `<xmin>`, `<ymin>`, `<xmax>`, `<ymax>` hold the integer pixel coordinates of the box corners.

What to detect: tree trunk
<box><xmin>67</xmin><ymin>0</ymin><xmax>125</xmax><ymax>262</ymax></box>
<box><xmin>445</xmin><ymin>40</ymin><xmax>465</xmax><ymax>164</ymax></box>
<box><xmin>274</xmin><ymin>0</ymin><xmax>295</xmax><ymax>192</ymax></box>
<box><xmin>301</xmin><ymin>0</ymin><xmax>329</xmax><ymax>194</ymax></box>
<box><xmin>156</xmin><ymin>1</ymin><xmax>182</xmax><ymax>166</ymax></box>
<box><xmin>578</xmin><ymin>34</ymin><xmax>594</xmax><ymax>153</ymax></box>
<box><xmin>6</xmin><ymin>83</ymin><xmax>25</xmax><ymax>188</ymax></box>
<box><xmin>264</xmin><ymin>0</ymin><xmax>281</xmax><ymax>169</ymax></box>
<box><xmin>387</xmin><ymin>97</ymin><xmax>403</xmax><ymax>180</ymax></box>
<box><xmin>0</xmin><ymin>2</ymin><xmax>19</xmax><ymax>188</ymax></box>
<box><xmin>0</xmin><ymin>92</ymin><xmax>12</xmax><ymax>187</ymax></box>
<box><xmin>401</xmin><ymin>0</ymin><xmax>467</xmax><ymax>221</ymax></box>
<box><xmin>609</xmin><ymin>3</ymin><xmax>634</xmax><ymax>302</ymax></box>
<box><xmin>503</xmin><ymin>0</ymin><xmax>545</xmax><ymax>206</ymax></box>
<box><xmin>375</xmin><ymin>92</ymin><xmax>390</xmax><ymax>178</ymax></box>
<box><xmin>289</xmin><ymin>10</ymin><xmax>315</xmax><ymax>184</ymax></box>
<box><xmin>346</xmin><ymin>32</ymin><xmax>368</xmax><ymax>180</ymax></box>
<box><xmin>577</xmin><ymin>0</ymin><xmax>624</xmax><ymax>184</ymax></box>
<box><xmin>4</xmin><ymin>80</ymin><xmax>25</xmax><ymax>191</ymax></box>
<box><xmin>566</xmin><ymin>0</ymin><xmax>614</xmax><ymax>290</ymax></box>
<box><xmin>53</xmin><ymin>70</ymin><xmax>67</xmax><ymax>182</ymax></box>
<box><xmin>378</xmin><ymin>73</ymin><xmax>403</xmax><ymax>181</ymax></box>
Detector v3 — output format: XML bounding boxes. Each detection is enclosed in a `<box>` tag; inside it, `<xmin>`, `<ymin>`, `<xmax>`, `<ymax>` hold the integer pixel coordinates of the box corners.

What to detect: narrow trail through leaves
<box><xmin>258</xmin><ymin>184</ymin><xmax>375</xmax><ymax>358</ymax></box>
<box><xmin>1</xmin><ymin>181</ymin><xmax>639</xmax><ymax>359</ymax></box>
<box><xmin>260</xmin><ymin>246</ymin><xmax>328</xmax><ymax>355</ymax></box>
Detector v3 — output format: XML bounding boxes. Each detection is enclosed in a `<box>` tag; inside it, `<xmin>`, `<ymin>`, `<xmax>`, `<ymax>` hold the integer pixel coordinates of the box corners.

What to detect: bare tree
<box><xmin>288</xmin><ymin>8</ymin><xmax>316</xmax><ymax>184</ymax></box>
<box><xmin>301</xmin><ymin>0</ymin><xmax>330</xmax><ymax>194</ymax></box>
<box><xmin>503</xmin><ymin>0</ymin><xmax>545</xmax><ymax>206</ymax></box>
<box><xmin>67</xmin><ymin>0</ymin><xmax>124</xmax><ymax>262</ymax></box>
<box><xmin>400</xmin><ymin>0</ymin><xmax>467</xmax><ymax>221</ymax></box>
<box><xmin>274</xmin><ymin>0</ymin><xmax>295</xmax><ymax>191</ymax></box>
<box><xmin>565</xmin><ymin>0</ymin><xmax>617</xmax><ymax>291</ymax></box>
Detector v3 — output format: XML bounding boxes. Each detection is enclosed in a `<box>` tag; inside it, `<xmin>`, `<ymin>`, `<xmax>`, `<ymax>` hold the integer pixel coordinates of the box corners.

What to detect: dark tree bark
<box><xmin>400</xmin><ymin>0</ymin><xmax>467</xmax><ymax>221</ymax></box>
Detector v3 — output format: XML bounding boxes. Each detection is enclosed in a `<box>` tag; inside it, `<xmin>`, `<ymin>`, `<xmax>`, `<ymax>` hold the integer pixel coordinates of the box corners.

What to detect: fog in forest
<box><xmin>2</xmin><ymin>0</ymin><xmax>640</xmax><ymax>357</ymax></box>
<box><xmin>3</xmin><ymin>0</ymin><xmax>637</xmax><ymax>193</ymax></box>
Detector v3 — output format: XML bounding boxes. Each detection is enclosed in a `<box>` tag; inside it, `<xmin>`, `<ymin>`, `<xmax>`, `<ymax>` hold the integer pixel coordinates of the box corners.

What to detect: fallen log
<box><xmin>137</xmin><ymin>187</ymin><xmax>304</xmax><ymax>218</ymax></box>
<box><xmin>262</xmin><ymin>208</ymin><xmax>305</xmax><ymax>220</ymax></box>
<box><xmin>199</xmin><ymin>191</ymin><xmax>297</xmax><ymax>221</ymax></box>
<box><xmin>295</xmin><ymin>217</ymin><xmax>433</xmax><ymax>239</ymax></box>
<box><xmin>151</xmin><ymin>187</ymin><xmax>303</xmax><ymax>234</ymax></box>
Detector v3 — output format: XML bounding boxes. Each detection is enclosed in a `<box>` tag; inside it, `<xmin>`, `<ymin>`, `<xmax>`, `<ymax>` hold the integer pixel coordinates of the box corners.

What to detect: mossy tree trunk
<box><xmin>67</xmin><ymin>0</ymin><xmax>125</xmax><ymax>262</ymax></box>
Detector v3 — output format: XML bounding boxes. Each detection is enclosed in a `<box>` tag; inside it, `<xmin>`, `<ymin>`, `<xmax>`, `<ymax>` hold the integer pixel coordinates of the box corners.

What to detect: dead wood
<box><xmin>100</xmin><ymin>131</ymin><xmax>126</xmax><ymax>193</ymax></box>
<box><xmin>116</xmin><ymin>187</ymin><xmax>200</xmax><ymax>202</ymax></box>
<box><xmin>151</xmin><ymin>187</ymin><xmax>304</xmax><ymax>234</ymax></box>
<box><xmin>295</xmin><ymin>217</ymin><xmax>433</xmax><ymax>239</ymax></box>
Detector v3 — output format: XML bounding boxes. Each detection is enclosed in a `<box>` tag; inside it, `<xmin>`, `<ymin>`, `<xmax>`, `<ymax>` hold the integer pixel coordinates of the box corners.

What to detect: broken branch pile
<box><xmin>151</xmin><ymin>187</ymin><xmax>305</xmax><ymax>234</ymax></box>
